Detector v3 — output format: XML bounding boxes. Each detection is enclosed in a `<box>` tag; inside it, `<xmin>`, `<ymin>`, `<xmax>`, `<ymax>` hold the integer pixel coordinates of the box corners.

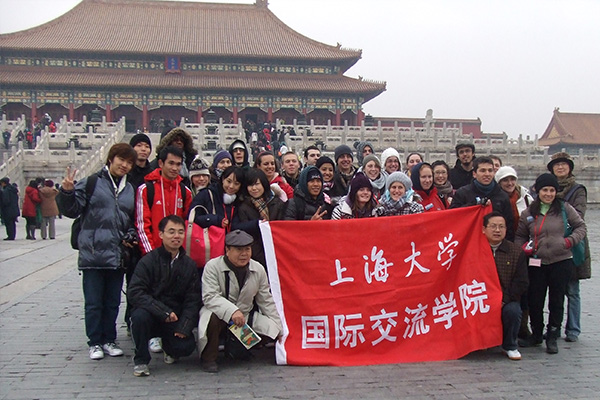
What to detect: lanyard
<box><xmin>223</xmin><ymin>204</ymin><xmax>235</xmax><ymax>233</ymax></box>
<box><xmin>533</xmin><ymin>213</ymin><xmax>548</xmax><ymax>255</ymax></box>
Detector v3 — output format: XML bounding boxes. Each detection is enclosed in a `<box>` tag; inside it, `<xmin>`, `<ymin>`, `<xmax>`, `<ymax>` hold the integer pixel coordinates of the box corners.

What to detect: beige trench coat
<box><xmin>197</xmin><ymin>256</ymin><xmax>281</xmax><ymax>353</ymax></box>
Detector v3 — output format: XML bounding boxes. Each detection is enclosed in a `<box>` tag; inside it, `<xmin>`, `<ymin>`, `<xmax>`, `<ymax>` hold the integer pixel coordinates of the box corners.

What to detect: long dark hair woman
<box><xmin>189</xmin><ymin>165</ymin><xmax>244</xmax><ymax>233</ymax></box>
<box><xmin>515</xmin><ymin>173</ymin><xmax>586</xmax><ymax>354</ymax></box>
<box><xmin>331</xmin><ymin>172</ymin><xmax>379</xmax><ymax>220</ymax></box>
<box><xmin>236</xmin><ymin>168</ymin><xmax>286</xmax><ymax>267</ymax></box>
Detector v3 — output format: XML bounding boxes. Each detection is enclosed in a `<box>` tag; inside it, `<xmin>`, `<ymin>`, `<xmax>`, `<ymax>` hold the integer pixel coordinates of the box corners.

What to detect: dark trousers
<box><xmin>123</xmin><ymin>247</ymin><xmax>141</xmax><ymax>328</ymax></box>
<box><xmin>502</xmin><ymin>301</ymin><xmax>521</xmax><ymax>351</ymax></box>
<box><xmin>4</xmin><ymin>217</ymin><xmax>17</xmax><ymax>239</ymax></box>
<box><xmin>82</xmin><ymin>269</ymin><xmax>124</xmax><ymax>346</ymax></box>
<box><xmin>528</xmin><ymin>259</ymin><xmax>574</xmax><ymax>339</ymax></box>
<box><xmin>201</xmin><ymin>313</ymin><xmax>228</xmax><ymax>362</ymax></box>
<box><xmin>130</xmin><ymin>308</ymin><xmax>196</xmax><ymax>365</ymax></box>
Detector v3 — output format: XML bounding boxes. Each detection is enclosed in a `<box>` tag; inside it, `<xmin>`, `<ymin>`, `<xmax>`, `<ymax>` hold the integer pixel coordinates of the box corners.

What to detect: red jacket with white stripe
<box><xmin>136</xmin><ymin>168</ymin><xmax>192</xmax><ymax>255</ymax></box>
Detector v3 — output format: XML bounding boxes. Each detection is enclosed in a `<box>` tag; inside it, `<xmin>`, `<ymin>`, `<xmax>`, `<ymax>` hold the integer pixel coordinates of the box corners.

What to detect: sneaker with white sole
<box><xmin>102</xmin><ymin>342</ymin><xmax>124</xmax><ymax>357</ymax></box>
<box><xmin>89</xmin><ymin>345</ymin><xmax>104</xmax><ymax>360</ymax></box>
<box><xmin>503</xmin><ymin>349</ymin><xmax>522</xmax><ymax>360</ymax></box>
<box><xmin>133</xmin><ymin>364</ymin><xmax>150</xmax><ymax>377</ymax></box>
<box><xmin>163</xmin><ymin>352</ymin><xmax>177</xmax><ymax>364</ymax></box>
<box><xmin>149</xmin><ymin>337</ymin><xmax>162</xmax><ymax>353</ymax></box>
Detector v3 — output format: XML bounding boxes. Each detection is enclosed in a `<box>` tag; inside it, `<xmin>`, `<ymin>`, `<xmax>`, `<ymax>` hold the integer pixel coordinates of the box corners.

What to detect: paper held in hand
<box><xmin>229</xmin><ymin>323</ymin><xmax>262</xmax><ymax>350</ymax></box>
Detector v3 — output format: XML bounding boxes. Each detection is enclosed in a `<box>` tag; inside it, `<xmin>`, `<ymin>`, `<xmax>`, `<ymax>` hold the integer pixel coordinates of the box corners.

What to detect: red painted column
<box><xmin>197</xmin><ymin>106</ymin><xmax>202</xmax><ymax>123</ymax></box>
<box><xmin>232</xmin><ymin>107</ymin><xmax>238</xmax><ymax>124</ymax></box>
<box><xmin>357</xmin><ymin>109</ymin><xmax>364</xmax><ymax>126</ymax></box>
<box><xmin>69</xmin><ymin>103</ymin><xmax>75</xmax><ymax>121</ymax></box>
<box><xmin>142</xmin><ymin>105</ymin><xmax>149</xmax><ymax>130</ymax></box>
<box><xmin>31</xmin><ymin>102</ymin><xmax>37</xmax><ymax>126</ymax></box>
<box><xmin>267</xmin><ymin>107</ymin><xmax>273</xmax><ymax>123</ymax></box>
<box><xmin>335</xmin><ymin>109</ymin><xmax>341</xmax><ymax>126</ymax></box>
<box><xmin>105</xmin><ymin>104</ymin><xmax>112</xmax><ymax>122</ymax></box>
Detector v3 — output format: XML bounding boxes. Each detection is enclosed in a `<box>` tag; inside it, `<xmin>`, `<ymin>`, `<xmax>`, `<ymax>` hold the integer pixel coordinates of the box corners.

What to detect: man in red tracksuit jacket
<box><xmin>136</xmin><ymin>146</ymin><xmax>192</xmax><ymax>256</ymax></box>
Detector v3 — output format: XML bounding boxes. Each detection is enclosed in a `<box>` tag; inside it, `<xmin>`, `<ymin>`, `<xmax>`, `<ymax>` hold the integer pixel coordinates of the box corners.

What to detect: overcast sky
<box><xmin>1</xmin><ymin>0</ymin><xmax>598</xmax><ymax>139</ymax></box>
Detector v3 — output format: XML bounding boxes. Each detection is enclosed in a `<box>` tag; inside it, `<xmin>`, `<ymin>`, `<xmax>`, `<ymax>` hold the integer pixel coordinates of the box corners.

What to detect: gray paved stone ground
<box><xmin>1</xmin><ymin>210</ymin><xmax>600</xmax><ymax>399</ymax></box>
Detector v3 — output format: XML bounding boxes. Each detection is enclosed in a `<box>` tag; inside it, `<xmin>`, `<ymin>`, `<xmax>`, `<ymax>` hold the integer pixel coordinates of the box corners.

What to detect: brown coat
<box><xmin>492</xmin><ymin>240</ymin><xmax>529</xmax><ymax>304</ymax></box>
<box><xmin>39</xmin><ymin>186</ymin><xmax>59</xmax><ymax>217</ymax></box>
<box><xmin>515</xmin><ymin>201</ymin><xmax>586</xmax><ymax>265</ymax></box>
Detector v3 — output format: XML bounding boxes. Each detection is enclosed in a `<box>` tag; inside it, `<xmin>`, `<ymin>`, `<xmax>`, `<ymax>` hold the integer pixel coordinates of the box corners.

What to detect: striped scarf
<box><xmin>251</xmin><ymin>197</ymin><xmax>270</xmax><ymax>221</ymax></box>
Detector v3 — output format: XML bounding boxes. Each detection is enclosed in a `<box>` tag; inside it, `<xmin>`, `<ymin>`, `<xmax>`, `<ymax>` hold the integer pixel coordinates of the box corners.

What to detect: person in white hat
<box><xmin>495</xmin><ymin>166</ymin><xmax>534</xmax><ymax>235</ymax></box>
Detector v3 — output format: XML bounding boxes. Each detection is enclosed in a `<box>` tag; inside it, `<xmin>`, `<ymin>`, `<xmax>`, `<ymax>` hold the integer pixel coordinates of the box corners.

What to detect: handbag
<box><xmin>561</xmin><ymin>204</ymin><xmax>585</xmax><ymax>266</ymax></box>
<box><xmin>184</xmin><ymin>204</ymin><xmax>225</xmax><ymax>268</ymax></box>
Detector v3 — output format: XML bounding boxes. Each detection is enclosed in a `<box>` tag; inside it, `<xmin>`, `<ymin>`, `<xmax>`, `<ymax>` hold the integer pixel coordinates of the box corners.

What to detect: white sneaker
<box><xmin>503</xmin><ymin>349</ymin><xmax>522</xmax><ymax>360</ymax></box>
<box><xmin>102</xmin><ymin>342</ymin><xmax>124</xmax><ymax>357</ymax></box>
<box><xmin>89</xmin><ymin>345</ymin><xmax>104</xmax><ymax>360</ymax></box>
<box><xmin>149</xmin><ymin>337</ymin><xmax>162</xmax><ymax>353</ymax></box>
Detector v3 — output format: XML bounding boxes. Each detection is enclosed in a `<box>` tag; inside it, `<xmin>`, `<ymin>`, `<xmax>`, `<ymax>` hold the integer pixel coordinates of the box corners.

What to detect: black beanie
<box><xmin>534</xmin><ymin>173</ymin><xmax>559</xmax><ymax>193</ymax></box>
<box><xmin>129</xmin><ymin>133</ymin><xmax>152</xmax><ymax>150</ymax></box>
<box><xmin>334</xmin><ymin>145</ymin><xmax>353</xmax><ymax>163</ymax></box>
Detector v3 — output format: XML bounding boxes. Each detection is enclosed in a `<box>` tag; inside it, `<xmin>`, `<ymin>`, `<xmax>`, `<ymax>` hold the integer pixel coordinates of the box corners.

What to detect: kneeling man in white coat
<box><xmin>198</xmin><ymin>229</ymin><xmax>281</xmax><ymax>372</ymax></box>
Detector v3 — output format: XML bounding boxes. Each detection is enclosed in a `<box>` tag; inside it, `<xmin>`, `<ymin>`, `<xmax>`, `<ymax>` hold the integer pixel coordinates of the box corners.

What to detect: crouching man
<box><xmin>483</xmin><ymin>211</ymin><xmax>528</xmax><ymax>360</ymax></box>
<box><xmin>128</xmin><ymin>215</ymin><xmax>201</xmax><ymax>377</ymax></box>
<box><xmin>198</xmin><ymin>229</ymin><xmax>281</xmax><ymax>373</ymax></box>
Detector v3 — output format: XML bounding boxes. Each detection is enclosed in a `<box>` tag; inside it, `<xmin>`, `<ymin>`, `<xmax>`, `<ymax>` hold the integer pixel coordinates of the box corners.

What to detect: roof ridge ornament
<box><xmin>256</xmin><ymin>0</ymin><xmax>269</xmax><ymax>8</ymax></box>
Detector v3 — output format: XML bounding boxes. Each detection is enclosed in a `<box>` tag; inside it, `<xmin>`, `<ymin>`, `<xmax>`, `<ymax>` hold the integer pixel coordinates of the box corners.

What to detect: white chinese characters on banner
<box><xmin>334</xmin><ymin>313</ymin><xmax>366</xmax><ymax>348</ymax></box>
<box><xmin>364</xmin><ymin>246</ymin><xmax>394</xmax><ymax>284</ymax></box>
<box><xmin>437</xmin><ymin>233</ymin><xmax>459</xmax><ymax>270</ymax></box>
<box><xmin>404</xmin><ymin>241</ymin><xmax>430</xmax><ymax>277</ymax></box>
<box><xmin>459</xmin><ymin>280</ymin><xmax>490</xmax><ymax>318</ymax></box>
<box><xmin>301</xmin><ymin>281</ymin><xmax>490</xmax><ymax>349</ymax></box>
<box><xmin>432</xmin><ymin>293</ymin><xmax>459</xmax><ymax>329</ymax></box>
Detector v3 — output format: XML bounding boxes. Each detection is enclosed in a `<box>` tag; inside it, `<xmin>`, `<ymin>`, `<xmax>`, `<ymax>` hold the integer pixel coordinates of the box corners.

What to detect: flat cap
<box><xmin>225</xmin><ymin>230</ymin><xmax>254</xmax><ymax>247</ymax></box>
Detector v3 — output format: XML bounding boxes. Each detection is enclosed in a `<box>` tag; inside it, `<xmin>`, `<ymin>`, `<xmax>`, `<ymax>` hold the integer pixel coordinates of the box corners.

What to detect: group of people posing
<box><xmin>52</xmin><ymin>127</ymin><xmax>589</xmax><ymax>375</ymax></box>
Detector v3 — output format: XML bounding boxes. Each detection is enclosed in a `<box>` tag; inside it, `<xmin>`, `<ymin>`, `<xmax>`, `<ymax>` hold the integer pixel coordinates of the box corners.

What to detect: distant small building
<box><xmin>539</xmin><ymin>108</ymin><xmax>600</xmax><ymax>154</ymax></box>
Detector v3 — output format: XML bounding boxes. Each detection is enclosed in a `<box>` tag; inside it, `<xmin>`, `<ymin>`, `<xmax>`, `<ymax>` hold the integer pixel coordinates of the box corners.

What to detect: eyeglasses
<box><xmin>434</xmin><ymin>171</ymin><xmax>447</xmax><ymax>176</ymax></box>
<box><xmin>486</xmin><ymin>224</ymin><xmax>506</xmax><ymax>231</ymax></box>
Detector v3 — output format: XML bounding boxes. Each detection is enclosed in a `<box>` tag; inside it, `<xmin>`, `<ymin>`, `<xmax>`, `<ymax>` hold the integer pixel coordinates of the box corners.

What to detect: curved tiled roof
<box><xmin>0</xmin><ymin>66</ymin><xmax>386</xmax><ymax>100</ymax></box>
<box><xmin>0</xmin><ymin>0</ymin><xmax>362</xmax><ymax>66</ymax></box>
<box><xmin>539</xmin><ymin>109</ymin><xmax>600</xmax><ymax>146</ymax></box>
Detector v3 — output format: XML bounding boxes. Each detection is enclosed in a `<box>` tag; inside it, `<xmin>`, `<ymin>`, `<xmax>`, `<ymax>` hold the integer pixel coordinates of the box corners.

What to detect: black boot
<box><xmin>519</xmin><ymin>334</ymin><xmax>542</xmax><ymax>347</ymax></box>
<box><xmin>546</xmin><ymin>327</ymin><xmax>559</xmax><ymax>354</ymax></box>
<box><xmin>25</xmin><ymin>225</ymin><xmax>32</xmax><ymax>240</ymax></box>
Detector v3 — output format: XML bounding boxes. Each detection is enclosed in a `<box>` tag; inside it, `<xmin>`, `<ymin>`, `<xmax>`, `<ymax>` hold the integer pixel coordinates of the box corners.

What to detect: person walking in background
<box><xmin>39</xmin><ymin>179</ymin><xmax>59</xmax><ymax>240</ymax></box>
<box><xmin>0</xmin><ymin>177</ymin><xmax>20</xmax><ymax>240</ymax></box>
<box><xmin>22</xmin><ymin>180</ymin><xmax>41</xmax><ymax>240</ymax></box>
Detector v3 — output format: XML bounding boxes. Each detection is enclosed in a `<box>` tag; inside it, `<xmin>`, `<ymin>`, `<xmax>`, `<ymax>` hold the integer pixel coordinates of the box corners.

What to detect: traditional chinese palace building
<box><xmin>539</xmin><ymin>108</ymin><xmax>600</xmax><ymax>154</ymax></box>
<box><xmin>0</xmin><ymin>0</ymin><xmax>386</xmax><ymax>132</ymax></box>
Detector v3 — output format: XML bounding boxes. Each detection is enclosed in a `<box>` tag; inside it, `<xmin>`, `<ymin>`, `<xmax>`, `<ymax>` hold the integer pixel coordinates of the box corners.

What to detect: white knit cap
<box><xmin>495</xmin><ymin>166</ymin><xmax>518</xmax><ymax>183</ymax></box>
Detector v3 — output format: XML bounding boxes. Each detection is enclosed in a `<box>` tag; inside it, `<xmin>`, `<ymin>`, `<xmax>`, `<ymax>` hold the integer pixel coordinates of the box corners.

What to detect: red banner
<box><xmin>260</xmin><ymin>205</ymin><xmax>502</xmax><ymax>366</ymax></box>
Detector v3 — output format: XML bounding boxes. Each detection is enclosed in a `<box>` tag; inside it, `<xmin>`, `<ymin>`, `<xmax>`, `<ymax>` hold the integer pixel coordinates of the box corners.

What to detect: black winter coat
<box><xmin>235</xmin><ymin>195</ymin><xmax>286</xmax><ymax>267</ymax></box>
<box><xmin>450</xmin><ymin>181</ymin><xmax>515</xmax><ymax>241</ymax></box>
<box><xmin>127</xmin><ymin>246</ymin><xmax>201</xmax><ymax>337</ymax></box>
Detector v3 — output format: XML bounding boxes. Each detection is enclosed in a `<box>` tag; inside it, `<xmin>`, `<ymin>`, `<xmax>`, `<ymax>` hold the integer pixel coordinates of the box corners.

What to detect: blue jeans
<box><xmin>502</xmin><ymin>301</ymin><xmax>522</xmax><ymax>351</ymax></box>
<box><xmin>565</xmin><ymin>279</ymin><xmax>581</xmax><ymax>337</ymax></box>
<box><xmin>82</xmin><ymin>269</ymin><xmax>124</xmax><ymax>346</ymax></box>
